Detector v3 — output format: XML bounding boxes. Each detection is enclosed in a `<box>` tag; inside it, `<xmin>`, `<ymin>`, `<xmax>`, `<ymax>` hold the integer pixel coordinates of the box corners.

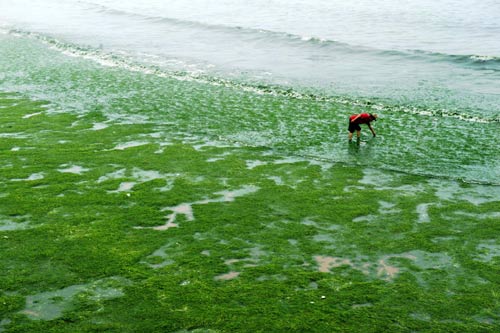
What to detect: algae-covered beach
<box><xmin>1</xmin><ymin>90</ymin><xmax>500</xmax><ymax>331</ymax></box>
<box><xmin>1</xmin><ymin>0</ymin><xmax>500</xmax><ymax>331</ymax></box>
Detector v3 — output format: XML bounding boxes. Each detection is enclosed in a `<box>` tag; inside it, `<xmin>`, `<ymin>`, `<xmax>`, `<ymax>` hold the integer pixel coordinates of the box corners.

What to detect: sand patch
<box><xmin>314</xmin><ymin>250</ymin><xmax>453</xmax><ymax>281</ymax></box>
<box><xmin>315</xmin><ymin>256</ymin><xmax>354</xmax><ymax>273</ymax></box>
<box><xmin>314</xmin><ymin>255</ymin><xmax>396</xmax><ymax>280</ymax></box>
<box><xmin>377</xmin><ymin>258</ymin><xmax>400</xmax><ymax>281</ymax></box>
<box><xmin>214</xmin><ymin>271</ymin><xmax>240</xmax><ymax>281</ymax></box>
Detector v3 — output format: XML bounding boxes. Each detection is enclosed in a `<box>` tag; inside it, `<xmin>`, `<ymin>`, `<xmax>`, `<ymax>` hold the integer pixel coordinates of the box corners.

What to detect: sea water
<box><xmin>0</xmin><ymin>0</ymin><xmax>499</xmax><ymax>184</ymax></box>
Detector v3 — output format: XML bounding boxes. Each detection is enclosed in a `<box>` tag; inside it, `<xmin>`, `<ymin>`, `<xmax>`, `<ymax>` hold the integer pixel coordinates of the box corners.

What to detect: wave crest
<box><xmin>5</xmin><ymin>27</ymin><xmax>500</xmax><ymax>125</ymax></box>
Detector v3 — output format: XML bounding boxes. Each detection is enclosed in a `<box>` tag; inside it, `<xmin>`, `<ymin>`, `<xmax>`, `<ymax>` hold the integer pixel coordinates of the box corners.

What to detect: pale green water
<box><xmin>0</xmin><ymin>31</ymin><xmax>498</xmax><ymax>184</ymax></box>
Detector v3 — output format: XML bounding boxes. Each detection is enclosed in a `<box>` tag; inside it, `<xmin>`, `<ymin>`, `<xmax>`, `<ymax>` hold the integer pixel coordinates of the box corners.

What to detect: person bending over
<box><xmin>348</xmin><ymin>113</ymin><xmax>378</xmax><ymax>141</ymax></box>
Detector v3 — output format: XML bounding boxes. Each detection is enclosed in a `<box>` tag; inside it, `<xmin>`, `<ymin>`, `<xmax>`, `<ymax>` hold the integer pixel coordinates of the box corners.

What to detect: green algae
<box><xmin>1</xmin><ymin>93</ymin><xmax>500</xmax><ymax>332</ymax></box>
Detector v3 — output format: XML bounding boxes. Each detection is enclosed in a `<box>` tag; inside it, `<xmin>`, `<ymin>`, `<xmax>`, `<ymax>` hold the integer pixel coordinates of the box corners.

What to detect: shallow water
<box><xmin>19</xmin><ymin>277</ymin><xmax>130</xmax><ymax>320</ymax></box>
<box><xmin>0</xmin><ymin>2</ymin><xmax>498</xmax><ymax>182</ymax></box>
<box><xmin>0</xmin><ymin>30</ymin><xmax>498</xmax><ymax>185</ymax></box>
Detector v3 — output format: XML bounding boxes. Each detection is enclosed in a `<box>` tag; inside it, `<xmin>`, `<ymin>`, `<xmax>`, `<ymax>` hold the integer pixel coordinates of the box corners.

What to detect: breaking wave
<box><xmin>4</xmin><ymin>27</ymin><xmax>500</xmax><ymax>124</ymax></box>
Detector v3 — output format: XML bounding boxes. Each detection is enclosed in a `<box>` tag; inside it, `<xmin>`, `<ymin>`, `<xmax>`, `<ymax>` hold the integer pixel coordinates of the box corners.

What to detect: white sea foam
<box><xmin>112</xmin><ymin>141</ymin><xmax>149</xmax><ymax>150</ymax></box>
<box><xmin>22</xmin><ymin>112</ymin><xmax>42</xmax><ymax>118</ymax></box>
<box><xmin>470</xmin><ymin>55</ymin><xmax>495</xmax><ymax>62</ymax></box>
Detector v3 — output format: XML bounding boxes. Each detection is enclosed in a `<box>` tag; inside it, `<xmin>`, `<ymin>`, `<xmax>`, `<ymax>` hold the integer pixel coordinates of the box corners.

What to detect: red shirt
<box><xmin>349</xmin><ymin>113</ymin><xmax>373</xmax><ymax>125</ymax></box>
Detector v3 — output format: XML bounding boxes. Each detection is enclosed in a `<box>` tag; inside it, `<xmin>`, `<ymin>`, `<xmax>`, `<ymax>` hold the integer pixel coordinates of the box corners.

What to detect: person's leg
<box><xmin>348</xmin><ymin>120</ymin><xmax>354</xmax><ymax>141</ymax></box>
<box><xmin>356</xmin><ymin>130</ymin><xmax>361</xmax><ymax>138</ymax></box>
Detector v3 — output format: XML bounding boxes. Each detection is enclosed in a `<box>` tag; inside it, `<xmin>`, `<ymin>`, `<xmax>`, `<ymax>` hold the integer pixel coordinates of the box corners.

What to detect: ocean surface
<box><xmin>0</xmin><ymin>0</ymin><xmax>499</xmax><ymax>184</ymax></box>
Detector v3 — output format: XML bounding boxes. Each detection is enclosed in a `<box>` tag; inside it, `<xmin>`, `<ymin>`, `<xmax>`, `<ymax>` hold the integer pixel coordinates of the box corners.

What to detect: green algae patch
<box><xmin>1</xmin><ymin>94</ymin><xmax>500</xmax><ymax>332</ymax></box>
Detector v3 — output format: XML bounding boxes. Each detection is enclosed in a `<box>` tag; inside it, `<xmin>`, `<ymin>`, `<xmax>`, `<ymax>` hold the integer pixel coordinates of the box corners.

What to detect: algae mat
<box><xmin>1</xmin><ymin>94</ymin><xmax>500</xmax><ymax>332</ymax></box>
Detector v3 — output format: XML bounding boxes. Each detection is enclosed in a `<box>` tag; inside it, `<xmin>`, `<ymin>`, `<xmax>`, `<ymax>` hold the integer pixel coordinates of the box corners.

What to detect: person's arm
<box><xmin>368</xmin><ymin>123</ymin><xmax>376</xmax><ymax>137</ymax></box>
<box><xmin>350</xmin><ymin>114</ymin><xmax>361</xmax><ymax>123</ymax></box>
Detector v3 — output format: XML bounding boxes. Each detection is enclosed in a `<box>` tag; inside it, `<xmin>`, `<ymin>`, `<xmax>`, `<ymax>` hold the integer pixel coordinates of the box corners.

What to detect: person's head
<box><xmin>369</xmin><ymin>113</ymin><xmax>378</xmax><ymax>121</ymax></box>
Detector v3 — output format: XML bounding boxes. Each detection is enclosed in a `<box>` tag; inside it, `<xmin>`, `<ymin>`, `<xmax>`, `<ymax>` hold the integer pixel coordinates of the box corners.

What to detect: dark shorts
<box><xmin>348</xmin><ymin>121</ymin><xmax>361</xmax><ymax>133</ymax></box>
